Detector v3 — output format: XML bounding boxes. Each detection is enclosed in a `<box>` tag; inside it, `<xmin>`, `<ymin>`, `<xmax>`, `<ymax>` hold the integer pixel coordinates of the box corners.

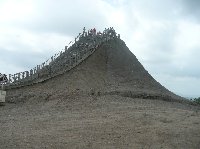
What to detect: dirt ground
<box><xmin>0</xmin><ymin>94</ymin><xmax>200</xmax><ymax>149</ymax></box>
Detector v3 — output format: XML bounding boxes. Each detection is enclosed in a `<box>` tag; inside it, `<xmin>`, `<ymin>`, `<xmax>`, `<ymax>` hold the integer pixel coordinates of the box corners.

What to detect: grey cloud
<box><xmin>181</xmin><ymin>0</ymin><xmax>200</xmax><ymax>13</ymax></box>
<box><xmin>140</xmin><ymin>24</ymin><xmax>177</xmax><ymax>63</ymax></box>
<box><xmin>125</xmin><ymin>0</ymin><xmax>182</xmax><ymax>20</ymax></box>
<box><xmin>146</xmin><ymin>61</ymin><xmax>200</xmax><ymax>79</ymax></box>
<box><xmin>0</xmin><ymin>48</ymin><xmax>44</xmax><ymax>69</ymax></box>
<box><xmin>180</xmin><ymin>0</ymin><xmax>200</xmax><ymax>21</ymax></box>
<box><xmin>15</xmin><ymin>0</ymin><xmax>108</xmax><ymax>36</ymax></box>
<box><xmin>153</xmin><ymin>73</ymin><xmax>200</xmax><ymax>98</ymax></box>
<box><xmin>107</xmin><ymin>0</ymin><xmax>200</xmax><ymax>22</ymax></box>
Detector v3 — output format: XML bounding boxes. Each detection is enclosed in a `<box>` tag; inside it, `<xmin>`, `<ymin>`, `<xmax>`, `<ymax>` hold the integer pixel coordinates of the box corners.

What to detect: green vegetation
<box><xmin>191</xmin><ymin>97</ymin><xmax>200</xmax><ymax>104</ymax></box>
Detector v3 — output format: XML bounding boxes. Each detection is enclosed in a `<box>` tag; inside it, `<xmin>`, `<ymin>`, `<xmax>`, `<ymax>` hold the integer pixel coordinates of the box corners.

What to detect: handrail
<box><xmin>5</xmin><ymin>27</ymin><xmax>120</xmax><ymax>88</ymax></box>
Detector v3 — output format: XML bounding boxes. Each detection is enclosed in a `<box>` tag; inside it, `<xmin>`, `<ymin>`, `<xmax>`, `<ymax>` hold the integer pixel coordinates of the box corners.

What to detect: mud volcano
<box><xmin>5</xmin><ymin>27</ymin><xmax>182</xmax><ymax>102</ymax></box>
<box><xmin>1</xmin><ymin>28</ymin><xmax>200</xmax><ymax>149</ymax></box>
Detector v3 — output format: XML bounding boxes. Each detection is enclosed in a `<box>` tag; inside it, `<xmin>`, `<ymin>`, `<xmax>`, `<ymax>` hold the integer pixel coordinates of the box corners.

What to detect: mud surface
<box><xmin>1</xmin><ymin>94</ymin><xmax>200</xmax><ymax>149</ymax></box>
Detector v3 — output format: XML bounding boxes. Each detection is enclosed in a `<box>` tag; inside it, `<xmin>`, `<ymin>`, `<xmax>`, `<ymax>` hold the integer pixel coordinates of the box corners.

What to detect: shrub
<box><xmin>193</xmin><ymin>97</ymin><xmax>200</xmax><ymax>104</ymax></box>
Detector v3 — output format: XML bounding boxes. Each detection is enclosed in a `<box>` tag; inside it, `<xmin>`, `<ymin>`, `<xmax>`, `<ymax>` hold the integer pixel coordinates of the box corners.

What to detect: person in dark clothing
<box><xmin>0</xmin><ymin>73</ymin><xmax>8</xmax><ymax>83</ymax></box>
<box><xmin>93</xmin><ymin>28</ymin><xmax>96</xmax><ymax>35</ymax></box>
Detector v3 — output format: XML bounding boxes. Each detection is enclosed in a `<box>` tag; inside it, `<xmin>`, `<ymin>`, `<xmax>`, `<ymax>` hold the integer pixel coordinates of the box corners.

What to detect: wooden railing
<box><xmin>5</xmin><ymin>27</ymin><xmax>120</xmax><ymax>88</ymax></box>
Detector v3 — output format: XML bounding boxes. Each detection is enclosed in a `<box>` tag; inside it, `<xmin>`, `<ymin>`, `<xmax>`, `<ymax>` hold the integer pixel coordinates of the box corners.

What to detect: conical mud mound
<box><xmin>6</xmin><ymin>37</ymin><xmax>183</xmax><ymax>103</ymax></box>
<box><xmin>2</xmin><ymin>28</ymin><xmax>199</xmax><ymax>149</ymax></box>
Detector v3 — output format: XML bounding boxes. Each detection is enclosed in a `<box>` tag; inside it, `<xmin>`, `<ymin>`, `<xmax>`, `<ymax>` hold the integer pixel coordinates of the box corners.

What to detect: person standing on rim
<box><xmin>93</xmin><ymin>28</ymin><xmax>96</xmax><ymax>35</ymax></box>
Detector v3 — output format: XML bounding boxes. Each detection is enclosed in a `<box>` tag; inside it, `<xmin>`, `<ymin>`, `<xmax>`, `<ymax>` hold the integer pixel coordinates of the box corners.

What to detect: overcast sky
<box><xmin>0</xmin><ymin>0</ymin><xmax>200</xmax><ymax>98</ymax></box>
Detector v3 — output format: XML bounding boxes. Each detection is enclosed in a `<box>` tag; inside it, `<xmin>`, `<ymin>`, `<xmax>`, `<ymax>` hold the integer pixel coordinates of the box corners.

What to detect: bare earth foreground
<box><xmin>0</xmin><ymin>94</ymin><xmax>200</xmax><ymax>149</ymax></box>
